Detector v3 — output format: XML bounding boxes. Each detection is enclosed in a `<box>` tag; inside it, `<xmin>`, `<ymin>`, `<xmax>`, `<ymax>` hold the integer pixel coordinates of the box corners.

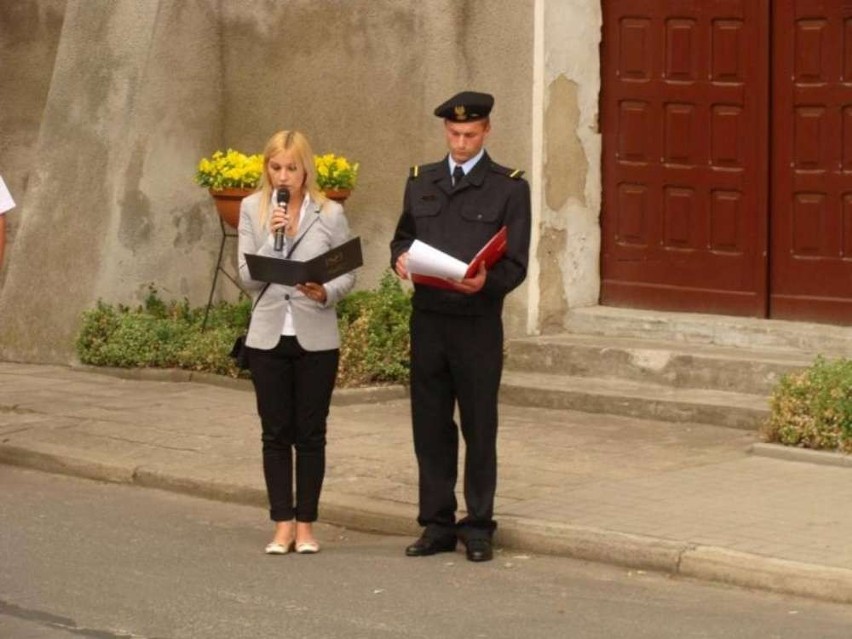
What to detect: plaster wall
<box><xmin>0</xmin><ymin>0</ymin><xmax>535</xmax><ymax>362</ymax></box>
<box><xmin>534</xmin><ymin>0</ymin><xmax>602</xmax><ymax>333</ymax></box>
<box><xmin>216</xmin><ymin>0</ymin><xmax>534</xmax><ymax>337</ymax></box>
<box><xmin>0</xmin><ymin>0</ymin><xmax>222</xmax><ymax>362</ymax></box>
<box><xmin>0</xmin><ymin>0</ymin><xmax>66</xmax><ymax>289</ymax></box>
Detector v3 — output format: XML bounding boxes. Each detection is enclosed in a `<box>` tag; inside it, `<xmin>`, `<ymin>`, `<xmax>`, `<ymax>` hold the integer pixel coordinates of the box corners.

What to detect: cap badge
<box><xmin>454</xmin><ymin>105</ymin><xmax>467</xmax><ymax>120</ymax></box>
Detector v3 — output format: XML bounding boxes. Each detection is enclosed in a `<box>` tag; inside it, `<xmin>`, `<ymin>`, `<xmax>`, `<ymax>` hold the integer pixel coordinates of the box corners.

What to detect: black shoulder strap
<box><xmin>251</xmin><ymin>283</ymin><xmax>271</xmax><ymax>312</ymax></box>
<box><xmin>284</xmin><ymin>207</ymin><xmax>319</xmax><ymax>260</ymax></box>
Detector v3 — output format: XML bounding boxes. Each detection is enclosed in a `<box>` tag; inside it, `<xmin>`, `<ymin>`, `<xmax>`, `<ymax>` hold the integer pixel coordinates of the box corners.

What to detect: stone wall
<box><xmin>0</xmin><ymin>0</ymin><xmax>66</xmax><ymax>291</ymax></box>
<box><xmin>0</xmin><ymin>0</ymin><xmax>536</xmax><ymax>362</ymax></box>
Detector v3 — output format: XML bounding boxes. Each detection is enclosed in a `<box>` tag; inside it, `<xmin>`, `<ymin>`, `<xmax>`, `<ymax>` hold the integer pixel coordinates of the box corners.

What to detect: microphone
<box><xmin>274</xmin><ymin>188</ymin><xmax>290</xmax><ymax>252</ymax></box>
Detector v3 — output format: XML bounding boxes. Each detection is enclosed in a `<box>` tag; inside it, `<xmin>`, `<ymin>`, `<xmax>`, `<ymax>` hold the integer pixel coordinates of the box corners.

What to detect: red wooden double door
<box><xmin>601</xmin><ymin>0</ymin><xmax>852</xmax><ymax>324</ymax></box>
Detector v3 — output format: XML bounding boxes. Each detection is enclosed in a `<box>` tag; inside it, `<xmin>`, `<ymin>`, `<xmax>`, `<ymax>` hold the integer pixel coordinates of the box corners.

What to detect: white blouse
<box><xmin>266</xmin><ymin>192</ymin><xmax>313</xmax><ymax>336</ymax></box>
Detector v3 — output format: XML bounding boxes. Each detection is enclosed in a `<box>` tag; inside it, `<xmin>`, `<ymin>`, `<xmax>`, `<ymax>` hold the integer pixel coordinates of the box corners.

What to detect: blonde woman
<box><xmin>238</xmin><ymin>130</ymin><xmax>355</xmax><ymax>555</ymax></box>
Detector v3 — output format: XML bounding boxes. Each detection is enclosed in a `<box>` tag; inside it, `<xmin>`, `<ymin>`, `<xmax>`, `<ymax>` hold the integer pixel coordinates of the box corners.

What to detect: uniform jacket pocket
<box><xmin>412</xmin><ymin>199</ymin><xmax>442</xmax><ymax>218</ymax></box>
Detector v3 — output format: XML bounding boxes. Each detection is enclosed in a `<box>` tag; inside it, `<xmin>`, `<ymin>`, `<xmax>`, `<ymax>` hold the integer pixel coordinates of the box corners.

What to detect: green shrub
<box><xmin>337</xmin><ymin>271</ymin><xmax>411</xmax><ymax>387</ymax></box>
<box><xmin>762</xmin><ymin>355</ymin><xmax>852</xmax><ymax>453</ymax></box>
<box><xmin>75</xmin><ymin>273</ymin><xmax>412</xmax><ymax>387</ymax></box>
<box><xmin>76</xmin><ymin>285</ymin><xmax>249</xmax><ymax>377</ymax></box>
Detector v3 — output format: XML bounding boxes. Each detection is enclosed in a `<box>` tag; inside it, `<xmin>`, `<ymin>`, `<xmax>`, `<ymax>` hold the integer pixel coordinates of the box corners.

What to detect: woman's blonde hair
<box><xmin>257</xmin><ymin>130</ymin><xmax>327</xmax><ymax>228</ymax></box>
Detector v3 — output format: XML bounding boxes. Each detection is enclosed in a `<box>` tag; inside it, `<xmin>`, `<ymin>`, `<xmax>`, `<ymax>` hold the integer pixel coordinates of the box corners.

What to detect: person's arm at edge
<box><xmin>0</xmin><ymin>214</ymin><xmax>5</xmax><ymax>267</ymax></box>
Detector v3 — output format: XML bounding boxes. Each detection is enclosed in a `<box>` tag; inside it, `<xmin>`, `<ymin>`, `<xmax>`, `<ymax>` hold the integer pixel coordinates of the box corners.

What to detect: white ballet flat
<box><xmin>295</xmin><ymin>540</ymin><xmax>320</xmax><ymax>554</ymax></box>
<box><xmin>264</xmin><ymin>540</ymin><xmax>295</xmax><ymax>555</ymax></box>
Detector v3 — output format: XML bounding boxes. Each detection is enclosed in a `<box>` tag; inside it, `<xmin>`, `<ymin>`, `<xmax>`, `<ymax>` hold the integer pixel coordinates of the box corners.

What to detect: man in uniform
<box><xmin>390</xmin><ymin>91</ymin><xmax>531</xmax><ymax>562</ymax></box>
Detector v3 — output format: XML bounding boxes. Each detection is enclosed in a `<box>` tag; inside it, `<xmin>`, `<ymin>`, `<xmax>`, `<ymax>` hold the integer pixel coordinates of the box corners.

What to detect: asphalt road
<box><xmin>2</xmin><ymin>465</ymin><xmax>851</xmax><ymax>639</ymax></box>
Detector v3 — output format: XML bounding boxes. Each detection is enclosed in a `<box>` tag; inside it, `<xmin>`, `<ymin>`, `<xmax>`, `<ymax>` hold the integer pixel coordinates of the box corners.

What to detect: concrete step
<box><xmin>500</xmin><ymin>306</ymin><xmax>851</xmax><ymax>430</ymax></box>
<box><xmin>561</xmin><ymin>306</ymin><xmax>852</xmax><ymax>355</ymax></box>
<box><xmin>505</xmin><ymin>333</ymin><xmax>812</xmax><ymax>396</ymax></box>
<box><xmin>499</xmin><ymin>370</ymin><xmax>768</xmax><ymax>430</ymax></box>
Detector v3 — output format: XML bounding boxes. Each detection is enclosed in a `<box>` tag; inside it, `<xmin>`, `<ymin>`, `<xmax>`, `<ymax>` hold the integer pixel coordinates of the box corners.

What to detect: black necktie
<box><xmin>452</xmin><ymin>165</ymin><xmax>464</xmax><ymax>187</ymax></box>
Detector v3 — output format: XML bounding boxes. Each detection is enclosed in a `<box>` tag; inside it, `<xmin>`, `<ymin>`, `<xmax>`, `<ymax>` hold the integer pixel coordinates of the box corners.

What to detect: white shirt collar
<box><xmin>448</xmin><ymin>148</ymin><xmax>486</xmax><ymax>177</ymax></box>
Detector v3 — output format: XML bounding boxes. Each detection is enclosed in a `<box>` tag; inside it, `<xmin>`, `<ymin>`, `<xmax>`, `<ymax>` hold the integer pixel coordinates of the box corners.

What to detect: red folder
<box><xmin>411</xmin><ymin>226</ymin><xmax>508</xmax><ymax>290</ymax></box>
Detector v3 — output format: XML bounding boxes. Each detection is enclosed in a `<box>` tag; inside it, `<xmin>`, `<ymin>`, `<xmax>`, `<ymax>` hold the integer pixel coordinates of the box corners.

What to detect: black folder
<box><xmin>244</xmin><ymin>237</ymin><xmax>363</xmax><ymax>286</ymax></box>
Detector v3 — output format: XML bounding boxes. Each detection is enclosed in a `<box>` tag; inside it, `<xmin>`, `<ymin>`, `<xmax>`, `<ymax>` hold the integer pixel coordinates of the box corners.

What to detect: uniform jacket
<box><xmin>238</xmin><ymin>191</ymin><xmax>355</xmax><ymax>351</ymax></box>
<box><xmin>390</xmin><ymin>152</ymin><xmax>531</xmax><ymax>315</ymax></box>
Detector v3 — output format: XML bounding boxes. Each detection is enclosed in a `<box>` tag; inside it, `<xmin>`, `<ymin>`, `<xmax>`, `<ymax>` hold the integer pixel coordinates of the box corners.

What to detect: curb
<box><xmin>72</xmin><ymin>364</ymin><xmax>409</xmax><ymax>405</ymax></box>
<box><xmin>132</xmin><ymin>468</ymin><xmax>269</xmax><ymax>509</ymax></box>
<box><xmin>679</xmin><ymin>546</ymin><xmax>852</xmax><ymax>605</ymax></box>
<box><xmin>498</xmin><ymin>517</ymin><xmax>686</xmax><ymax>573</ymax></box>
<box><xmin>0</xmin><ymin>445</ymin><xmax>136</xmax><ymax>485</ymax></box>
<box><xmin>3</xmin><ymin>443</ymin><xmax>852</xmax><ymax>605</ymax></box>
<box><xmin>749</xmin><ymin>443</ymin><xmax>852</xmax><ymax>469</ymax></box>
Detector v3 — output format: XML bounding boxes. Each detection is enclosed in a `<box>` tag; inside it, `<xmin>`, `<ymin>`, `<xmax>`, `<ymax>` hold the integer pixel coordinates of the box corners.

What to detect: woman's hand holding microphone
<box><xmin>270</xmin><ymin>205</ymin><xmax>292</xmax><ymax>244</ymax></box>
<box><xmin>270</xmin><ymin>192</ymin><xmax>326</xmax><ymax>304</ymax></box>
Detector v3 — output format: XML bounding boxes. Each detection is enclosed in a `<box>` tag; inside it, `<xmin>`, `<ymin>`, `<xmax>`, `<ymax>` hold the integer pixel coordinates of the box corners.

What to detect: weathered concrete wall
<box><xmin>0</xmin><ymin>0</ymin><xmax>535</xmax><ymax>363</ymax></box>
<box><xmin>0</xmin><ymin>0</ymin><xmax>66</xmax><ymax>288</ymax></box>
<box><xmin>0</xmin><ymin>0</ymin><xmax>222</xmax><ymax>362</ymax></box>
<box><xmin>216</xmin><ymin>0</ymin><xmax>534</xmax><ymax>337</ymax></box>
<box><xmin>534</xmin><ymin>0</ymin><xmax>601</xmax><ymax>333</ymax></box>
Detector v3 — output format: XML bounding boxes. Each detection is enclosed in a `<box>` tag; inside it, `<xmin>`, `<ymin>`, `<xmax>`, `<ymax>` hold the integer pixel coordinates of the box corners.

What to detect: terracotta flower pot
<box><xmin>323</xmin><ymin>188</ymin><xmax>352</xmax><ymax>204</ymax></box>
<box><xmin>209</xmin><ymin>187</ymin><xmax>254</xmax><ymax>229</ymax></box>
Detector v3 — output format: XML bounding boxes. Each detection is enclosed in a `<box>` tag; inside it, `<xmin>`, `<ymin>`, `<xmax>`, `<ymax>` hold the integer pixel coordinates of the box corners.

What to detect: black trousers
<box><xmin>248</xmin><ymin>336</ymin><xmax>339</xmax><ymax>522</ymax></box>
<box><xmin>409</xmin><ymin>308</ymin><xmax>503</xmax><ymax>541</ymax></box>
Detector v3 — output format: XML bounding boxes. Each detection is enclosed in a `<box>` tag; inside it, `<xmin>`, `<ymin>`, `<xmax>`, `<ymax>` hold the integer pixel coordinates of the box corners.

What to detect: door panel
<box><xmin>770</xmin><ymin>0</ymin><xmax>852</xmax><ymax>323</ymax></box>
<box><xmin>601</xmin><ymin>0</ymin><xmax>770</xmax><ymax>316</ymax></box>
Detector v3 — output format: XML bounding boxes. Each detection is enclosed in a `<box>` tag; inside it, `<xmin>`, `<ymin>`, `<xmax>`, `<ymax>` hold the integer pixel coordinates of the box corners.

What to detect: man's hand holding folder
<box><xmin>407</xmin><ymin>226</ymin><xmax>507</xmax><ymax>292</ymax></box>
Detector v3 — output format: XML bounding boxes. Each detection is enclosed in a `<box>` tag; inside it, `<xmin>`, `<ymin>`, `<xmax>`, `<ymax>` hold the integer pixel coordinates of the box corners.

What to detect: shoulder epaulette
<box><xmin>409</xmin><ymin>161</ymin><xmax>442</xmax><ymax>179</ymax></box>
<box><xmin>490</xmin><ymin>163</ymin><xmax>525</xmax><ymax>179</ymax></box>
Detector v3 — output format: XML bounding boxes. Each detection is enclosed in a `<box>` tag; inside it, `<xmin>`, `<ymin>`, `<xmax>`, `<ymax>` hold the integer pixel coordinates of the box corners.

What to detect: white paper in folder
<box><xmin>407</xmin><ymin>239</ymin><xmax>468</xmax><ymax>281</ymax></box>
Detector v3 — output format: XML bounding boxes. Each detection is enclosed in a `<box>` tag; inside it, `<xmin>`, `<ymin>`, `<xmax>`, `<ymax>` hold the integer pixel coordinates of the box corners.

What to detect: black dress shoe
<box><xmin>405</xmin><ymin>535</ymin><xmax>457</xmax><ymax>557</ymax></box>
<box><xmin>465</xmin><ymin>538</ymin><xmax>493</xmax><ymax>562</ymax></box>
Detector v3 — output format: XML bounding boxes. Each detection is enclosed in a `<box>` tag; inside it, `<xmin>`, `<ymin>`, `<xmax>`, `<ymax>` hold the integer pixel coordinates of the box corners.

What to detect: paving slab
<box><xmin>1</xmin><ymin>362</ymin><xmax>850</xmax><ymax>604</ymax></box>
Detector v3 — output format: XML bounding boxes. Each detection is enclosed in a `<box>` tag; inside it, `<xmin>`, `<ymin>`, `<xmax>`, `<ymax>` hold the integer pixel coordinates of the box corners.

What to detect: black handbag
<box><xmin>230</xmin><ymin>283</ymin><xmax>270</xmax><ymax>370</ymax></box>
<box><xmin>229</xmin><ymin>334</ymin><xmax>251</xmax><ymax>369</ymax></box>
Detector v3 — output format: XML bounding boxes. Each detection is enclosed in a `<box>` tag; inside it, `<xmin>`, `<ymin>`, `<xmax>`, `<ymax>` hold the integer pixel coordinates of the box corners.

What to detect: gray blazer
<box><xmin>237</xmin><ymin>191</ymin><xmax>356</xmax><ymax>351</ymax></box>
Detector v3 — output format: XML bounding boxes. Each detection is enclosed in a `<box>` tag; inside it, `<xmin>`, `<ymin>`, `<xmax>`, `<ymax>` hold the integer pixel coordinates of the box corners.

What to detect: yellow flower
<box><xmin>313</xmin><ymin>153</ymin><xmax>359</xmax><ymax>191</ymax></box>
<box><xmin>195</xmin><ymin>148</ymin><xmax>263</xmax><ymax>190</ymax></box>
<box><xmin>196</xmin><ymin>148</ymin><xmax>358</xmax><ymax>192</ymax></box>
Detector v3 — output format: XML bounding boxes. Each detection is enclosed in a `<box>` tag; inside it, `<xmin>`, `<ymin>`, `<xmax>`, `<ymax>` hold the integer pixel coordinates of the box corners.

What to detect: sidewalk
<box><xmin>1</xmin><ymin>362</ymin><xmax>851</xmax><ymax>604</ymax></box>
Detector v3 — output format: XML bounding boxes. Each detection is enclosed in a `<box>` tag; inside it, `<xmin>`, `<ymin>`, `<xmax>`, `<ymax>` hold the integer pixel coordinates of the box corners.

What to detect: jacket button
<box><xmin>284</xmin><ymin>294</ymin><xmax>290</xmax><ymax>301</ymax></box>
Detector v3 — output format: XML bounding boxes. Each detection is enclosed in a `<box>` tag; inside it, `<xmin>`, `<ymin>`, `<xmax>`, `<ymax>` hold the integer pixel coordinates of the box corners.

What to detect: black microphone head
<box><xmin>277</xmin><ymin>188</ymin><xmax>290</xmax><ymax>205</ymax></box>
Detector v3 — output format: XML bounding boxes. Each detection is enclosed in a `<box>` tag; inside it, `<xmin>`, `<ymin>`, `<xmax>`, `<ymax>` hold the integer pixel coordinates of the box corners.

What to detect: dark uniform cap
<box><xmin>433</xmin><ymin>91</ymin><xmax>494</xmax><ymax>122</ymax></box>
